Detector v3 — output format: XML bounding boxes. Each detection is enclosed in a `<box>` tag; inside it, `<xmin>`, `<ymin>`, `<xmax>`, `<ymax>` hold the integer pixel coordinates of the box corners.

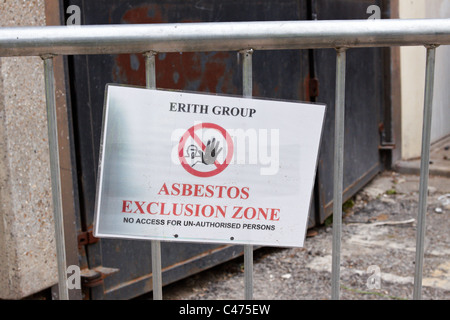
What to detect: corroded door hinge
<box><xmin>77</xmin><ymin>230</ymin><xmax>99</xmax><ymax>248</ymax></box>
<box><xmin>378</xmin><ymin>122</ymin><xmax>396</xmax><ymax>150</ymax></box>
<box><xmin>81</xmin><ymin>266</ymin><xmax>119</xmax><ymax>288</ymax></box>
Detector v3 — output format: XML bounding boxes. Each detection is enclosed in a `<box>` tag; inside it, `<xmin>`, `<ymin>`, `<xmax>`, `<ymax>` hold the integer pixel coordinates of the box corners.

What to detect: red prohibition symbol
<box><xmin>178</xmin><ymin>123</ymin><xmax>234</xmax><ymax>178</ymax></box>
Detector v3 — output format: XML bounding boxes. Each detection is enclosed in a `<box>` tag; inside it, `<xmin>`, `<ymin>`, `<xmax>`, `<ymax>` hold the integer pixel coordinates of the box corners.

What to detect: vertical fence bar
<box><xmin>331</xmin><ymin>48</ymin><xmax>347</xmax><ymax>300</ymax></box>
<box><xmin>244</xmin><ymin>246</ymin><xmax>253</xmax><ymax>300</ymax></box>
<box><xmin>241</xmin><ymin>49</ymin><xmax>254</xmax><ymax>300</ymax></box>
<box><xmin>42</xmin><ymin>55</ymin><xmax>69</xmax><ymax>300</ymax></box>
<box><xmin>144</xmin><ymin>51</ymin><xmax>163</xmax><ymax>300</ymax></box>
<box><xmin>145</xmin><ymin>51</ymin><xmax>157</xmax><ymax>90</ymax></box>
<box><xmin>413</xmin><ymin>45</ymin><xmax>438</xmax><ymax>300</ymax></box>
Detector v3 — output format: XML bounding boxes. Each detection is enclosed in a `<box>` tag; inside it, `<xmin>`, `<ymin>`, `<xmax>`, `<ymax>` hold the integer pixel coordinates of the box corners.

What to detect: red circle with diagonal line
<box><xmin>178</xmin><ymin>123</ymin><xmax>234</xmax><ymax>178</ymax></box>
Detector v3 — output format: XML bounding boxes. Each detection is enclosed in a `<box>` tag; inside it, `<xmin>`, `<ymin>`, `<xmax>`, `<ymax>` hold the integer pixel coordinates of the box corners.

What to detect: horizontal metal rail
<box><xmin>1</xmin><ymin>18</ymin><xmax>448</xmax><ymax>300</ymax></box>
<box><xmin>0</xmin><ymin>19</ymin><xmax>449</xmax><ymax>56</ymax></box>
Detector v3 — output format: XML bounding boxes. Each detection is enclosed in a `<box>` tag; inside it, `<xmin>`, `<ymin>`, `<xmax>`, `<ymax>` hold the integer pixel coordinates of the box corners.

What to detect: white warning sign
<box><xmin>93</xmin><ymin>85</ymin><xmax>325</xmax><ymax>247</ymax></box>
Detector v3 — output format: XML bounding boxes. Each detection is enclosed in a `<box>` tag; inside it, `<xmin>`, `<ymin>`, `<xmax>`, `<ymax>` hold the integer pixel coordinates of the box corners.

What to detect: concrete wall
<box><xmin>0</xmin><ymin>0</ymin><xmax>58</xmax><ymax>299</ymax></box>
<box><xmin>399</xmin><ymin>0</ymin><xmax>450</xmax><ymax>160</ymax></box>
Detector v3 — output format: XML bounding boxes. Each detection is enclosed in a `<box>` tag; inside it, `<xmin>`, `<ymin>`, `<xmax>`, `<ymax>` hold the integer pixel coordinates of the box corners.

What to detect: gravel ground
<box><xmin>159</xmin><ymin>171</ymin><xmax>450</xmax><ymax>300</ymax></box>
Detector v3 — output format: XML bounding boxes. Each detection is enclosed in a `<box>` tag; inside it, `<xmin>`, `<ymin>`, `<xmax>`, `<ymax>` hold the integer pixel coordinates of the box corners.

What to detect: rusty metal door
<box><xmin>63</xmin><ymin>0</ymin><xmax>389</xmax><ymax>299</ymax></box>
<box><xmin>64</xmin><ymin>0</ymin><xmax>311</xmax><ymax>299</ymax></box>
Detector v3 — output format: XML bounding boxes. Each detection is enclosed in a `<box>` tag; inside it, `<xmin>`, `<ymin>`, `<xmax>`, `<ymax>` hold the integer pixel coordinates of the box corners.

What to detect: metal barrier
<box><xmin>1</xmin><ymin>19</ymin><xmax>449</xmax><ymax>300</ymax></box>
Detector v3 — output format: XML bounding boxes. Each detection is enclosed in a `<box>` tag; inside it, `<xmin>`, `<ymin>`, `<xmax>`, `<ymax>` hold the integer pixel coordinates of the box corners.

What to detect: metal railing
<box><xmin>1</xmin><ymin>18</ymin><xmax>449</xmax><ymax>300</ymax></box>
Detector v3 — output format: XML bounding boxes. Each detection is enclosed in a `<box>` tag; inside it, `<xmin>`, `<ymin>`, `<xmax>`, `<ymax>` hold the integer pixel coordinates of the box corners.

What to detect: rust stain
<box><xmin>303</xmin><ymin>72</ymin><xmax>311</xmax><ymax>102</ymax></box>
<box><xmin>114</xmin><ymin>51</ymin><xmax>237</xmax><ymax>94</ymax></box>
<box><xmin>113</xmin><ymin>6</ymin><xmax>238</xmax><ymax>94</ymax></box>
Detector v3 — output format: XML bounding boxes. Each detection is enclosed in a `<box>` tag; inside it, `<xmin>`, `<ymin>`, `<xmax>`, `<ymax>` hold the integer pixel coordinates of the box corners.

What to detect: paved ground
<box><xmin>159</xmin><ymin>170</ymin><xmax>449</xmax><ymax>300</ymax></box>
<box><xmin>395</xmin><ymin>136</ymin><xmax>450</xmax><ymax>178</ymax></box>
